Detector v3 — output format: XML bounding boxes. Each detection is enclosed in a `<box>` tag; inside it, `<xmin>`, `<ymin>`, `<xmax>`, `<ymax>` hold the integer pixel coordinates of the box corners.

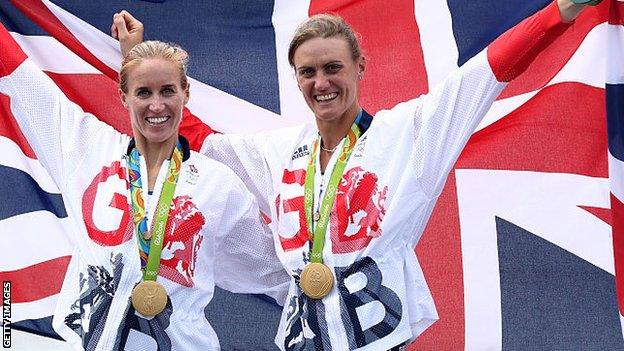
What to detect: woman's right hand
<box><xmin>557</xmin><ymin>0</ymin><xmax>592</xmax><ymax>22</ymax></box>
<box><xmin>111</xmin><ymin>10</ymin><xmax>144</xmax><ymax>57</ymax></box>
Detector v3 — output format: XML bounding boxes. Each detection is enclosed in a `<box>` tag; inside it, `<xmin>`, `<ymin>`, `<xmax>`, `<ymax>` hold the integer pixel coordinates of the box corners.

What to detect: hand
<box><xmin>111</xmin><ymin>10</ymin><xmax>144</xmax><ymax>57</ymax></box>
<box><xmin>556</xmin><ymin>0</ymin><xmax>595</xmax><ymax>22</ymax></box>
<box><xmin>570</xmin><ymin>0</ymin><xmax>602</xmax><ymax>5</ymax></box>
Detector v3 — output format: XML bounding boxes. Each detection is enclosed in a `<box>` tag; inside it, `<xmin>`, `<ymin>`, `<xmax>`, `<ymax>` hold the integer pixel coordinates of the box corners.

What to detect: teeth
<box><xmin>146</xmin><ymin>116</ymin><xmax>170</xmax><ymax>124</ymax></box>
<box><xmin>315</xmin><ymin>93</ymin><xmax>337</xmax><ymax>102</ymax></box>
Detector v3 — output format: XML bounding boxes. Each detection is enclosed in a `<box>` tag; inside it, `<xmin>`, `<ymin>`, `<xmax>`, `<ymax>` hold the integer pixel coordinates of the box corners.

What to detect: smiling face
<box><xmin>293</xmin><ymin>36</ymin><xmax>365</xmax><ymax>124</ymax></box>
<box><xmin>120</xmin><ymin>58</ymin><xmax>189</xmax><ymax>146</ymax></box>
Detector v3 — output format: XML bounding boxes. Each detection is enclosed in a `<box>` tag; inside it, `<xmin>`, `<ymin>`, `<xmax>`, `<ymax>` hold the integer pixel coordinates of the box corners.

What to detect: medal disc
<box><xmin>131</xmin><ymin>281</ymin><xmax>168</xmax><ymax>316</ymax></box>
<box><xmin>300</xmin><ymin>262</ymin><xmax>334</xmax><ymax>299</ymax></box>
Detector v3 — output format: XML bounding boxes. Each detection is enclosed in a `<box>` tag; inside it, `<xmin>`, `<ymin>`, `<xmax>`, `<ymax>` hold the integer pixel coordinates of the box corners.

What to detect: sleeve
<box><xmin>212</xmin><ymin>166</ymin><xmax>290</xmax><ymax>305</ymax></box>
<box><xmin>201</xmin><ymin>133</ymin><xmax>276</xmax><ymax>219</ymax></box>
<box><xmin>0</xmin><ymin>26</ymin><xmax>106</xmax><ymax>192</ymax></box>
<box><xmin>410</xmin><ymin>0</ymin><xmax>573</xmax><ymax>197</ymax></box>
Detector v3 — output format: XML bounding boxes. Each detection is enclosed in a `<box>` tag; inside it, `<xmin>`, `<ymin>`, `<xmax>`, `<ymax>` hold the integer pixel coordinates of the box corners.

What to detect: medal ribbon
<box><xmin>128</xmin><ymin>141</ymin><xmax>183</xmax><ymax>281</ymax></box>
<box><xmin>304</xmin><ymin>123</ymin><xmax>361</xmax><ymax>263</ymax></box>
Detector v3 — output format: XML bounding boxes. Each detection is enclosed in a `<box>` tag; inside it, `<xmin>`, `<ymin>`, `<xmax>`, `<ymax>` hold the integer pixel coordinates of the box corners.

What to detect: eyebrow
<box><xmin>296</xmin><ymin>60</ymin><xmax>343</xmax><ymax>70</ymax></box>
<box><xmin>133</xmin><ymin>84</ymin><xmax>176</xmax><ymax>92</ymax></box>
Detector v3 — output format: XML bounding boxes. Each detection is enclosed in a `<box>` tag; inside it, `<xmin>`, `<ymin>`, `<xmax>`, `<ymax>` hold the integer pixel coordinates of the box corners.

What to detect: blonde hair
<box><xmin>287</xmin><ymin>14</ymin><xmax>362</xmax><ymax>67</ymax></box>
<box><xmin>119</xmin><ymin>40</ymin><xmax>189</xmax><ymax>93</ymax></box>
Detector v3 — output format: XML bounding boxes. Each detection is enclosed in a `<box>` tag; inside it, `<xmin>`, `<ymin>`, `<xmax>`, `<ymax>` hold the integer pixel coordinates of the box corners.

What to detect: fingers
<box><xmin>111</xmin><ymin>10</ymin><xmax>143</xmax><ymax>39</ymax></box>
<box><xmin>557</xmin><ymin>0</ymin><xmax>586</xmax><ymax>22</ymax></box>
<box><xmin>111</xmin><ymin>10</ymin><xmax>145</xmax><ymax>57</ymax></box>
<box><xmin>111</xmin><ymin>12</ymin><xmax>128</xmax><ymax>39</ymax></box>
<box><xmin>121</xmin><ymin>10</ymin><xmax>143</xmax><ymax>34</ymax></box>
<box><xmin>111</xmin><ymin>23</ymin><xmax>117</xmax><ymax>39</ymax></box>
<box><xmin>570</xmin><ymin>0</ymin><xmax>601</xmax><ymax>5</ymax></box>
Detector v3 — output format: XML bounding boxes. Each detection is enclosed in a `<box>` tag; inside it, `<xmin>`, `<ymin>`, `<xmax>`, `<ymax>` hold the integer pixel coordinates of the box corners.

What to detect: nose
<box><xmin>314</xmin><ymin>72</ymin><xmax>330</xmax><ymax>91</ymax></box>
<box><xmin>148</xmin><ymin>96</ymin><xmax>165</xmax><ymax>112</ymax></box>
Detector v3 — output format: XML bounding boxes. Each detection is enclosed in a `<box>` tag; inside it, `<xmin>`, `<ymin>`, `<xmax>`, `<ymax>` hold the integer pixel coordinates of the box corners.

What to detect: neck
<box><xmin>134</xmin><ymin>135</ymin><xmax>177</xmax><ymax>191</ymax></box>
<box><xmin>316</xmin><ymin>105</ymin><xmax>360</xmax><ymax>152</ymax></box>
<box><xmin>316</xmin><ymin>104</ymin><xmax>360</xmax><ymax>173</ymax></box>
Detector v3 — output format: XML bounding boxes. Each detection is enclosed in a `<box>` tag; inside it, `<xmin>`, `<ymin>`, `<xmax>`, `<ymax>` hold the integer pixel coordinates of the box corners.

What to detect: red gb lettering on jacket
<box><xmin>278</xmin><ymin>166</ymin><xmax>387</xmax><ymax>253</ymax></box>
<box><xmin>278</xmin><ymin>169</ymin><xmax>309</xmax><ymax>251</ymax></box>
<box><xmin>82</xmin><ymin>161</ymin><xmax>133</xmax><ymax>246</ymax></box>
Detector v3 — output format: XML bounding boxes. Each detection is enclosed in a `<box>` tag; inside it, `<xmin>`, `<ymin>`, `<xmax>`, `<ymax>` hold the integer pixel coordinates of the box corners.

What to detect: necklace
<box><xmin>320</xmin><ymin>140</ymin><xmax>339</xmax><ymax>153</ymax></box>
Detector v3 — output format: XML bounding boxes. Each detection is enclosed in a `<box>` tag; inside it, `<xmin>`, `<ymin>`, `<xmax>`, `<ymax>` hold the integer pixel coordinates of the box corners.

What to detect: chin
<box><xmin>145</xmin><ymin>133</ymin><xmax>176</xmax><ymax>144</ymax></box>
<box><xmin>313</xmin><ymin>109</ymin><xmax>343</xmax><ymax>122</ymax></box>
<box><xmin>143</xmin><ymin>126</ymin><xmax>177</xmax><ymax>141</ymax></box>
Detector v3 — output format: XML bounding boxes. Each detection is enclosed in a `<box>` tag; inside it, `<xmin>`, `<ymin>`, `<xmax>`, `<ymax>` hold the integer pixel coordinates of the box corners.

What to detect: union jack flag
<box><xmin>0</xmin><ymin>0</ymin><xmax>622</xmax><ymax>349</ymax></box>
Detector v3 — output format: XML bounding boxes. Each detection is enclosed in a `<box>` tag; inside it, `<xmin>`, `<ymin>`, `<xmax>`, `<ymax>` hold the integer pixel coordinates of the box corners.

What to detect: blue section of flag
<box><xmin>496</xmin><ymin>217</ymin><xmax>624</xmax><ymax>350</ymax></box>
<box><xmin>51</xmin><ymin>0</ymin><xmax>281</xmax><ymax>114</ymax></box>
<box><xmin>447</xmin><ymin>0</ymin><xmax>550</xmax><ymax>66</ymax></box>
<box><xmin>12</xmin><ymin>316</ymin><xmax>62</xmax><ymax>340</ymax></box>
<box><xmin>606</xmin><ymin>83</ymin><xmax>624</xmax><ymax>161</ymax></box>
<box><xmin>0</xmin><ymin>2</ymin><xmax>47</xmax><ymax>35</ymax></box>
<box><xmin>0</xmin><ymin>165</ymin><xmax>67</xmax><ymax>220</ymax></box>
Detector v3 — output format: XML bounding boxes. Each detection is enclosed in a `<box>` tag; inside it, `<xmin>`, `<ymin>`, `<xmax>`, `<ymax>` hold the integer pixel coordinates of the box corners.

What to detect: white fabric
<box><xmin>202</xmin><ymin>50</ymin><xmax>506</xmax><ymax>350</ymax></box>
<box><xmin>0</xmin><ymin>59</ymin><xmax>289</xmax><ymax>351</ymax></box>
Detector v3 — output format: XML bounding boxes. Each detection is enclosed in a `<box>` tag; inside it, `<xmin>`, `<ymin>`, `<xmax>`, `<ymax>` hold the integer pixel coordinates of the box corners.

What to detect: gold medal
<box><xmin>131</xmin><ymin>280</ymin><xmax>168</xmax><ymax>316</ymax></box>
<box><xmin>299</xmin><ymin>262</ymin><xmax>334</xmax><ymax>299</ymax></box>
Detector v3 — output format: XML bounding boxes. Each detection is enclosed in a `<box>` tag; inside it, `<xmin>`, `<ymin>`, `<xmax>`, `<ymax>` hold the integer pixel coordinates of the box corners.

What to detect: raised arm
<box><xmin>403</xmin><ymin>0</ymin><xmax>594</xmax><ymax>197</ymax></box>
<box><xmin>0</xmin><ymin>23</ymin><xmax>112</xmax><ymax>192</ymax></box>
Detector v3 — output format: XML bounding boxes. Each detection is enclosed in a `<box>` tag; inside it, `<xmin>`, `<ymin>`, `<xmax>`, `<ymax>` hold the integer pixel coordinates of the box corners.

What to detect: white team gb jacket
<box><xmin>203</xmin><ymin>2</ymin><xmax>574</xmax><ymax>350</ymax></box>
<box><xmin>0</xmin><ymin>39</ymin><xmax>290</xmax><ymax>351</ymax></box>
